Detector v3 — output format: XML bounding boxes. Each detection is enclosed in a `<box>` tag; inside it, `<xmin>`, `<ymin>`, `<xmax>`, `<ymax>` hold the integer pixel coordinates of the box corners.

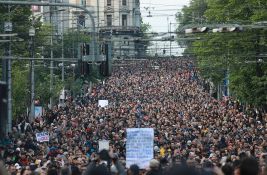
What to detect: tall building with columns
<box><xmin>36</xmin><ymin>0</ymin><xmax>142</xmax><ymax>59</ymax></box>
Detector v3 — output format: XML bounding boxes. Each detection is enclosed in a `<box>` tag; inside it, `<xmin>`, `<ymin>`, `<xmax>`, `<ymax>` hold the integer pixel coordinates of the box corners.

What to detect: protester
<box><xmin>0</xmin><ymin>58</ymin><xmax>266</xmax><ymax>175</ymax></box>
<box><xmin>146</xmin><ymin>159</ymin><xmax>161</xmax><ymax>175</ymax></box>
<box><xmin>128</xmin><ymin>164</ymin><xmax>139</xmax><ymax>175</ymax></box>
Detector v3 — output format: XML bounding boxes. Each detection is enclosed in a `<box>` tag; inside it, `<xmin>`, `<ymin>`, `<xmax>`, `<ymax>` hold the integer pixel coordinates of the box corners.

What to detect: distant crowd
<box><xmin>0</xmin><ymin>58</ymin><xmax>266</xmax><ymax>175</ymax></box>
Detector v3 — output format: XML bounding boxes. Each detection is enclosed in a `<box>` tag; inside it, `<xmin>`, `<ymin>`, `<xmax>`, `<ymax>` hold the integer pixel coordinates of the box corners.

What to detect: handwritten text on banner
<box><xmin>126</xmin><ymin>128</ymin><xmax>154</xmax><ymax>169</ymax></box>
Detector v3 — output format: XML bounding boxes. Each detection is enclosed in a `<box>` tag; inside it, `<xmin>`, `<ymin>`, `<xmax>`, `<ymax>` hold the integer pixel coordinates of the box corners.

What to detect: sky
<box><xmin>140</xmin><ymin>0</ymin><xmax>191</xmax><ymax>32</ymax></box>
<box><xmin>140</xmin><ymin>0</ymin><xmax>191</xmax><ymax>56</ymax></box>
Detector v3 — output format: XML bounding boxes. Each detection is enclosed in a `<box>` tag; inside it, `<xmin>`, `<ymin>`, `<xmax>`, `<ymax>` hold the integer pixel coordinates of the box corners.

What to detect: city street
<box><xmin>0</xmin><ymin>1</ymin><xmax>267</xmax><ymax>175</ymax></box>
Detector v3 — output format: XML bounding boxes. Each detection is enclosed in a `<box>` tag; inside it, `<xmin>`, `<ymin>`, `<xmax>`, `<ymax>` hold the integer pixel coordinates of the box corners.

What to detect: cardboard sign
<box><xmin>35</xmin><ymin>106</ymin><xmax>42</xmax><ymax>118</ymax></box>
<box><xmin>36</xmin><ymin>132</ymin><xmax>49</xmax><ymax>142</ymax></box>
<box><xmin>126</xmin><ymin>128</ymin><xmax>154</xmax><ymax>169</ymax></box>
<box><xmin>98</xmin><ymin>140</ymin><xmax>109</xmax><ymax>152</ymax></box>
<box><xmin>98</xmin><ymin>100</ymin><xmax>109</xmax><ymax>108</ymax></box>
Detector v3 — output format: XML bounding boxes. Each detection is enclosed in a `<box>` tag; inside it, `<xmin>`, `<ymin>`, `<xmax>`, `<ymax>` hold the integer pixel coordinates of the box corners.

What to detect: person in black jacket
<box><xmin>146</xmin><ymin>159</ymin><xmax>162</xmax><ymax>175</ymax></box>
<box><xmin>127</xmin><ymin>164</ymin><xmax>139</xmax><ymax>175</ymax></box>
<box><xmin>83</xmin><ymin>149</ymin><xmax>126</xmax><ymax>175</ymax></box>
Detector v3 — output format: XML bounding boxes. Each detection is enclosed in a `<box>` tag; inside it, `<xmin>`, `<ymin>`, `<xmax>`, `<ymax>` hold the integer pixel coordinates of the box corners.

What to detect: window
<box><xmin>122</xmin><ymin>0</ymin><xmax>127</xmax><ymax>6</ymax></box>
<box><xmin>107</xmin><ymin>15</ymin><xmax>112</xmax><ymax>26</ymax></box>
<box><xmin>107</xmin><ymin>0</ymin><xmax>111</xmax><ymax>6</ymax></box>
<box><xmin>124</xmin><ymin>37</ymin><xmax>129</xmax><ymax>45</ymax></box>
<box><xmin>122</xmin><ymin>14</ymin><xmax>127</xmax><ymax>26</ymax></box>
<box><xmin>78</xmin><ymin>15</ymin><xmax>85</xmax><ymax>27</ymax></box>
<box><xmin>83</xmin><ymin>44</ymin><xmax>90</xmax><ymax>55</ymax></box>
<box><xmin>86</xmin><ymin>44</ymin><xmax>90</xmax><ymax>55</ymax></box>
<box><xmin>81</xmin><ymin>0</ymin><xmax>86</xmax><ymax>6</ymax></box>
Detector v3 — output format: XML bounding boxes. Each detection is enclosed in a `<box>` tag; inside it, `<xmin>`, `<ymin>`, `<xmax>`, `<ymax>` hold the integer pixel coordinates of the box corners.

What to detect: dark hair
<box><xmin>20</xmin><ymin>168</ymin><xmax>26</xmax><ymax>175</ymax></box>
<box><xmin>129</xmin><ymin>164</ymin><xmax>140</xmax><ymax>175</ymax></box>
<box><xmin>239</xmin><ymin>157</ymin><xmax>259</xmax><ymax>175</ymax></box>
<box><xmin>71</xmin><ymin>166</ymin><xmax>81</xmax><ymax>175</ymax></box>
<box><xmin>98</xmin><ymin>150</ymin><xmax>111</xmax><ymax>162</ymax></box>
<box><xmin>61</xmin><ymin>167</ymin><xmax>70</xmax><ymax>175</ymax></box>
<box><xmin>239</xmin><ymin>152</ymin><xmax>248</xmax><ymax>161</ymax></box>
<box><xmin>202</xmin><ymin>161</ymin><xmax>214</xmax><ymax>169</ymax></box>
<box><xmin>233</xmin><ymin>160</ymin><xmax>240</xmax><ymax>169</ymax></box>
<box><xmin>164</xmin><ymin>164</ymin><xmax>199</xmax><ymax>175</ymax></box>
<box><xmin>160</xmin><ymin>158</ymin><xmax>168</xmax><ymax>165</ymax></box>
<box><xmin>89</xmin><ymin>164</ymin><xmax>111</xmax><ymax>175</ymax></box>
<box><xmin>222</xmin><ymin>163</ymin><xmax>234</xmax><ymax>175</ymax></box>
<box><xmin>47</xmin><ymin>167</ymin><xmax>58</xmax><ymax>175</ymax></box>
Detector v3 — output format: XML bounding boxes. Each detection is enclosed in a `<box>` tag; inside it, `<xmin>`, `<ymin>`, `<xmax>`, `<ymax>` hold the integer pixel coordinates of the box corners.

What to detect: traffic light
<box><xmin>212</xmin><ymin>27</ymin><xmax>243</xmax><ymax>33</ymax></box>
<box><xmin>100</xmin><ymin>43</ymin><xmax>111</xmax><ymax>77</ymax></box>
<box><xmin>0</xmin><ymin>82</ymin><xmax>7</xmax><ymax>136</ymax></box>
<box><xmin>185</xmin><ymin>27</ymin><xmax>209</xmax><ymax>34</ymax></box>
<box><xmin>163</xmin><ymin>49</ymin><xmax>166</xmax><ymax>54</ymax></box>
<box><xmin>185</xmin><ymin>26</ymin><xmax>242</xmax><ymax>33</ymax></box>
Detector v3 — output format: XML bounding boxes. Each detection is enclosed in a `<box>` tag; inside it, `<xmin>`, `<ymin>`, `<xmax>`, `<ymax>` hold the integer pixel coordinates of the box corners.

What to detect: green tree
<box><xmin>0</xmin><ymin>3</ymin><xmax>32</xmax><ymax>117</ymax></box>
<box><xmin>0</xmin><ymin>4</ymin><xmax>64</xmax><ymax>117</ymax></box>
<box><xmin>12</xmin><ymin>66</ymin><xmax>28</xmax><ymax>116</ymax></box>
<box><xmin>177</xmin><ymin>0</ymin><xmax>267</xmax><ymax>108</ymax></box>
<box><xmin>62</xmin><ymin>29</ymin><xmax>90</xmax><ymax>59</ymax></box>
<box><xmin>138</xmin><ymin>20</ymin><xmax>151</xmax><ymax>57</ymax></box>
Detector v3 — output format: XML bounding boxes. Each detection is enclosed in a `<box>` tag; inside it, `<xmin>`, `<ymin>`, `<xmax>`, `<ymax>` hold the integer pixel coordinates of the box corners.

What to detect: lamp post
<box><xmin>29</xmin><ymin>26</ymin><xmax>35</xmax><ymax>122</ymax></box>
<box><xmin>3</xmin><ymin>4</ymin><xmax>13</xmax><ymax>134</ymax></box>
<box><xmin>61</xmin><ymin>9</ymin><xmax>64</xmax><ymax>83</ymax></box>
<box><xmin>169</xmin><ymin>21</ymin><xmax>172</xmax><ymax>58</ymax></box>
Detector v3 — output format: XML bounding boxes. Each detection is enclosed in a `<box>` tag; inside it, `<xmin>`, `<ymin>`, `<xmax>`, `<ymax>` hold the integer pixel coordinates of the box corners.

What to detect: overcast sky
<box><xmin>140</xmin><ymin>0</ymin><xmax>190</xmax><ymax>32</ymax></box>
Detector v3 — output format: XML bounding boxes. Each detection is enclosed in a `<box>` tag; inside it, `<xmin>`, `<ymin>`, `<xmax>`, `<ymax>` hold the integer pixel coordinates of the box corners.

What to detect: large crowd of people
<box><xmin>0</xmin><ymin>58</ymin><xmax>266</xmax><ymax>175</ymax></box>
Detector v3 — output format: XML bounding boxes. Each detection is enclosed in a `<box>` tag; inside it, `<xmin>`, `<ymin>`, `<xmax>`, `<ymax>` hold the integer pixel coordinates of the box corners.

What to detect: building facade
<box><xmin>99</xmin><ymin>0</ymin><xmax>142</xmax><ymax>58</ymax></box>
<box><xmin>84</xmin><ymin>0</ymin><xmax>142</xmax><ymax>59</ymax></box>
<box><xmin>35</xmin><ymin>0</ymin><xmax>142</xmax><ymax>59</ymax></box>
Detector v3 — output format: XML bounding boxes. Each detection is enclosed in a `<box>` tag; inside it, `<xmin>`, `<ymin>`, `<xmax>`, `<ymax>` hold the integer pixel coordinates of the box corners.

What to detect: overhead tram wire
<box><xmin>0</xmin><ymin>56</ymin><xmax>79</xmax><ymax>62</ymax></box>
<box><xmin>141</xmin><ymin>2</ymin><xmax>187</xmax><ymax>7</ymax></box>
<box><xmin>54</xmin><ymin>7</ymin><xmax>182</xmax><ymax>15</ymax></box>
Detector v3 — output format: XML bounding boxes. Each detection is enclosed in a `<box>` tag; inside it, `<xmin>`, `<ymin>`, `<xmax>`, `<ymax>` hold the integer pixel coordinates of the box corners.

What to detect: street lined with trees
<box><xmin>0</xmin><ymin>3</ymin><xmax>92</xmax><ymax>118</ymax></box>
<box><xmin>177</xmin><ymin>0</ymin><xmax>267</xmax><ymax>110</ymax></box>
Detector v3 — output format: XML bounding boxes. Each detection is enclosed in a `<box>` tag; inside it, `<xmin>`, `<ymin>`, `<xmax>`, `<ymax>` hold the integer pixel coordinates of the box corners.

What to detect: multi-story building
<box><xmin>102</xmin><ymin>0</ymin><xmax>142</xmax><ymax>58</ymax></box>
<box><xmin>34</xmin><ymin>0</ymin><xmax>142</xmax><ymax>59</ymax></box>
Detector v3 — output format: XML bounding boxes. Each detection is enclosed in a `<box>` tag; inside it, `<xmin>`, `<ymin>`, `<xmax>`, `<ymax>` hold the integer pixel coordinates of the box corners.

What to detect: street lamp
<box><xmin>29</xmin><ymin>26</ymin><xmax>35</xmax><ymax>122</ymax></box>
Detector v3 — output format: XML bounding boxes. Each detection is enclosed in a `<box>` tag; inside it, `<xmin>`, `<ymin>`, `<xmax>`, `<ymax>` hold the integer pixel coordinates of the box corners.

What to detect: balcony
<box><xmin>104</xmin><ymin>6</ymin><xmax>114</xmax><ymax>13</ymax></box>
<box><xmin>99</xmin><ymin>26</ymin><xmax>141</xmax><ymax>36</ymax></box>
<box><xmin>82</xmin><ymin>54</ymin><xmax>106</xmax><ymax>62</ymax></box>
<box><xmin>120</xmin><ymin>6</ymin><xmax>130</xmax><ymax>13</ymax></box>
<box><xmin>134</xmin><ymin>9</ymin><xmax>141</xmax><ymax>15</ymax></box>
<box><xmin>121</xmin><ymin>45</ymin><xmax>132</xmax><ymax>49</ymax></box>
<box><xmin>70</xmin><ymin>6</ymin><xmax>95</xmax><ymax>14</ymax></box>
<box><xmin>99</xmin><ymin>26</ymin><xmax>140</xmax><ymax>32</ymax></box>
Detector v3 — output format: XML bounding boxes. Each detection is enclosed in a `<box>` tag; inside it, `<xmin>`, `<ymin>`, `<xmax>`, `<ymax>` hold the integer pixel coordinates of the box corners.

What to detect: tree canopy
<box><xmin>177</xmin><ymin>0</ymin><xmax>267</xmax><ymax>109</ymax></box>
<box><xmin>0</xmin><ymin>3</ymin><xmax>92</xmax><ymax>117</ymax></box>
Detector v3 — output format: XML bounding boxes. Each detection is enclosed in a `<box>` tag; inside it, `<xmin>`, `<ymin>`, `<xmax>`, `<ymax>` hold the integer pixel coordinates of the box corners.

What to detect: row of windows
<box><xmin>107</xmin><ymin>0</ymin><xmax>127</xmax><ymax>6</ymax></box>
<box><xmin>107</xmin><ymin>14</ymin><xmax>127</xmax><ymax>26</ymax></box>
<box><xmin>78</xmin><ymin>14</ymin><xmax>128</xmax><ymax>27</ymax></box>
<box><xmin>80</xmin><ymin>0</ymin><xmax>86</xmax><ymax>6</ymax></box>
<box><xmin>79</xmin><ymin>0</ymin><xmax>138</xmax><ymax>7</ymax></box>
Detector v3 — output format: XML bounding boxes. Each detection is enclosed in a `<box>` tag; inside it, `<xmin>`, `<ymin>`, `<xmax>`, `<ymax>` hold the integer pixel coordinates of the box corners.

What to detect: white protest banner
<box><xmin>35</xmin><ymin>106</ymin><xmax>42</xmax><ymax>118</ymax></box>
<box><xmin>98</xmin><ymin>100</ymin><xmax>109</xmax><ymax>108</ymax></box>
<box><xmin>36</xmin><ymin>132</ymin><xmax>49</xmax><ymax>142</ymax></box>
<box><xmin>98</xmin><ymin>140</ymin><xmax>109</xmax><ymax>152</ymax></box>
<box><xmin>126</xmin><ymin>128</ymin><xmax>154</xmax><ymax>169</ymax></box>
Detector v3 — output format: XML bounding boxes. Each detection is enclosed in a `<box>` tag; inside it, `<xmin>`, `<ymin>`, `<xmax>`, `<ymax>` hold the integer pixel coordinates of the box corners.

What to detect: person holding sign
<box><xmin>84</xmin><ymin>147</ymin><xmax>126</xmax><ymax>175</ymax></box>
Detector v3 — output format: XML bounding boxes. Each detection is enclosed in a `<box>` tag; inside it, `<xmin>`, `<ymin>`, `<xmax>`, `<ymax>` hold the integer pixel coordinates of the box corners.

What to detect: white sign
<box><xmin>36</xmin><ymin>132</ymin><xmax>49</xmax><ymax>142</ymax></box>
<box><xmin>98</xmin><ymin>100</ymin><xmax>109</xmax><ymax>108</ymax></box>
<box><xmin>98</xmin><ymin>140</ymin><xmax>109</xmax><ymax>152</ymax></box>
<box><xmin>35</xmin><ymin>106</ymin><xmax>42</xmax><ymax>118</ymax></box>
<box><xmin>4</xmin><ymin>22</ymin><xmax>12</xmax><ymax>32</ymax></box>
<box><xmin>126</xmin><ymin>128</ymin><xmax>154</xmax><ymax>169</ymax></box>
